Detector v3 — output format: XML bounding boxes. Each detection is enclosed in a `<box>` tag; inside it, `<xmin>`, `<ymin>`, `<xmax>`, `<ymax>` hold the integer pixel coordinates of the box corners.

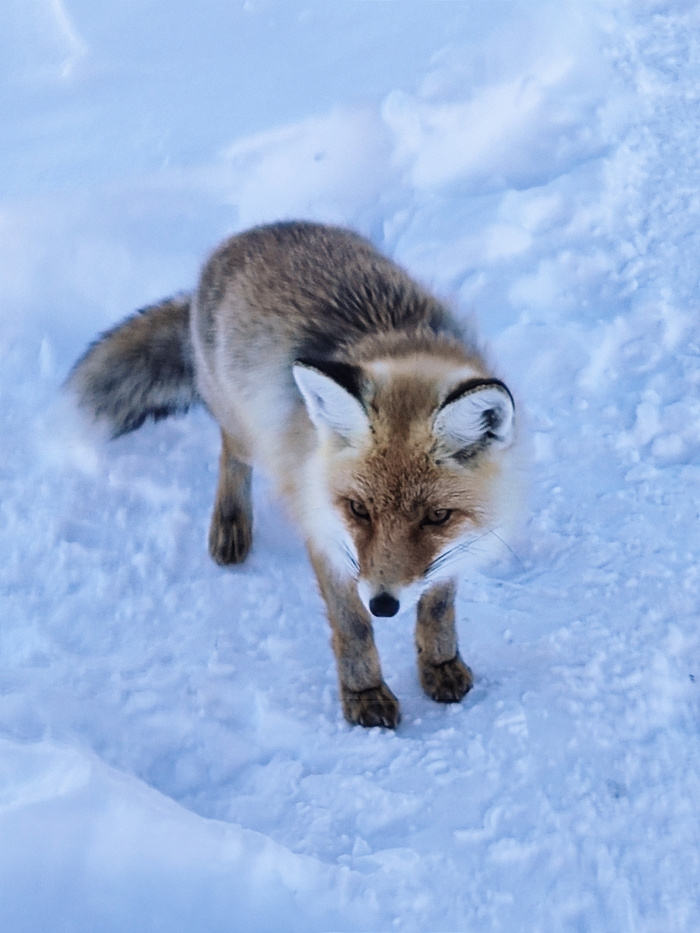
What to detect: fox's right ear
<box><xmin>293</xmin><ymin>360</ymin><xmax>370</xmax><ymax>442</ymax></box>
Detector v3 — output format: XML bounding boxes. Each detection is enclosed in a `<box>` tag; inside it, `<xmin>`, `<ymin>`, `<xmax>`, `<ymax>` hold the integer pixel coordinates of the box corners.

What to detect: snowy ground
<box><xmin>2</xmin><ymin>1</ymin><xmax>700</xmax><ymax>930</ymax></box>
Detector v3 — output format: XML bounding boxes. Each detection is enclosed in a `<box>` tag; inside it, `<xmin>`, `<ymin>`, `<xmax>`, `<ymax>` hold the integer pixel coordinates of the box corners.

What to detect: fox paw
<box><xmin>342</xmin><ymin>683</ymin><xmax>401</xmax><ymax>729</ymax></box>
<box><xmin>420</xmin><ymin>654</ymin><xmax>473</xmax><ymax>703</ymax></box>
<box><xmin>208</xmin><ymin>509</ymin><xmax>252</xmax><ymax>565</ymax></box>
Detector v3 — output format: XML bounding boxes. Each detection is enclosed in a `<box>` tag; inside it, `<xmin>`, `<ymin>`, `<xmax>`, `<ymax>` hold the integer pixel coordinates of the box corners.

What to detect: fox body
<box><xmin>70</xmin><ymin>221</ymin><xmax>518</xmax><ymax>728</ymax></box>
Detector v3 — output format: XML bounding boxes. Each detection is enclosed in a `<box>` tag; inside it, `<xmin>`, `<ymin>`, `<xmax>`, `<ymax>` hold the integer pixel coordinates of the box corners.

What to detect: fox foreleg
<box><xmin>309</xmin><ymin>550</ymin><xmax>400</xmax><ymax>729</ymax></box>
<box><xmin>208</xmin><ymin>429</ymin><xmax>253</xmax><ymax>565</ymax></box>
<box><xmin>416</xmin><ymin>581</ymin><xmax>473</xmax><ymax>703</ymax></box>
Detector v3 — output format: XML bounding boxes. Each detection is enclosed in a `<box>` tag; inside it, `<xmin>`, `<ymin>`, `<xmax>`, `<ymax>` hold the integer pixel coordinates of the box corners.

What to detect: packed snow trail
<box><xmin>1</xmin><ymin>2</ymin><xmax>700</xmax><ymax>930</ymax></box>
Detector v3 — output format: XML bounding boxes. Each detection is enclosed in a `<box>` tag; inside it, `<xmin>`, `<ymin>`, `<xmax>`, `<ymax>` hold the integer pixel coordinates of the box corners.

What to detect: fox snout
<box><xmin>359</xmin><ymin>578</ymin><xmax>423</xmax><ymax>619</ymax></box>
<box><xmin>368</xmin><ymin>592</ymin><xmax>400</xmax><ymax>617</ymax></box>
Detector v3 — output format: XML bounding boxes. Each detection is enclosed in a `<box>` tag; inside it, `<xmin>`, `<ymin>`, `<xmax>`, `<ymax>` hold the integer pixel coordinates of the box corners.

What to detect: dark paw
<box><xmin>342</xmin><ymin>683</ymin><xmax>401</xmax><ymax>729</ymax></box>
<box><xmin>208</xmin><ymin>509</ymin><xmax>252</xmax><ymax>565</ymax></box>
<box><xmin>420</xmin><ymin>654</ymin><xmax>473</xmax><ymax>703</ymax></box>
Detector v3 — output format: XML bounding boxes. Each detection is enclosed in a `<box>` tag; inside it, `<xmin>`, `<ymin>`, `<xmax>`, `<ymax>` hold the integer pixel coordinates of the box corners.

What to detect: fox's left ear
<box><xmin>434</xmin><ymin>379</ymin><xmax>515</xmax><ymax>458</ymax></box>
<box><xmin>293</xmin><ymin>359</ymin><xmax>370</xmax><ymax>442</ymax></box>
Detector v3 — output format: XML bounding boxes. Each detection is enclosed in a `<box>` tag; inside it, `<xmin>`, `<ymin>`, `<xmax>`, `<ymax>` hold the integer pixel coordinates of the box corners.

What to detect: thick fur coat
<box><xmin>69</xmin><ymin>221</ymin><xmax>519</xmax><ymax>727</ymax></box>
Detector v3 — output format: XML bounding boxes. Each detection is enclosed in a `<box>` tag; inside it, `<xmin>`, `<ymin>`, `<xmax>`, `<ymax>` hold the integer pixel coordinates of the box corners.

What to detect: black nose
<box><xmin>369</xmin><ymin>592</ymin><xmax>400</xmax><ymax>617</ymax></box>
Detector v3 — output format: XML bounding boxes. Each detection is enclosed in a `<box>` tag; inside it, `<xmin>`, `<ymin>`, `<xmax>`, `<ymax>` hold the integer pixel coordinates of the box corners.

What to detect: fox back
<box><xmin>69</xmin><ymin>221</ymin><xmax>520</xmax><ymax>728</ymax></box>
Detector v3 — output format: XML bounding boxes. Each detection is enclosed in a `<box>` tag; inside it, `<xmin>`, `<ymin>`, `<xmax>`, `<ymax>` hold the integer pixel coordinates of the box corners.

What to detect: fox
<box><xmin>68</xmin><ymin>221</ymin><xmax>519</xmax><ymax>729</ymax></box>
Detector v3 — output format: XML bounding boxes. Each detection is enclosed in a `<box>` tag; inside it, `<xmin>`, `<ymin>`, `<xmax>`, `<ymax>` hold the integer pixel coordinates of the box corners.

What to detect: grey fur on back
<box><xmin>67</xmin><ymin>294</ymin><xmax>198</xmax><ymax>437</ymax></box>
<box><xmin>194</xmin><ymin>222</ymin><xmax>464</xmax><ymax>366</ymax></box>
<box><xmin>68</xmin><ymin>222</ymin><xmax>467</xmax><ymax>440</ymax></box>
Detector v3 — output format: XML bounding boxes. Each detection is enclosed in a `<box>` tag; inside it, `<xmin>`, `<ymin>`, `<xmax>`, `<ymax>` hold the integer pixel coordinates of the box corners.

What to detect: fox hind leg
<box><xmin>208</xmin><ymin>429</ymin><xmax>253</xmax><ymax>565</ymax></box>
<box><xmin>416</xmin><ymin>580</ymin><xmax>473</xmax><ymax>703</ymax></box>
<box><xmin>309</xmin><ymin>550</ymin><xmax>400</xmax><ymax>728</ymax></box>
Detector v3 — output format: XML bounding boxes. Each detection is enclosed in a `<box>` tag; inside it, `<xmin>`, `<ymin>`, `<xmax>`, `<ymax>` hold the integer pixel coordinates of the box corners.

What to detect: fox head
<box><xmin>293</xmin><ymin>355</ymin><xmax>516</xmax><ymax>618</ymax></box>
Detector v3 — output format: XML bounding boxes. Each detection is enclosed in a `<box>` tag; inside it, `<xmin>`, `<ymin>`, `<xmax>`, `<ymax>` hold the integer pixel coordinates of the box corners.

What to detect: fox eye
<box><xmin>349</xmin><ymin>499</ymin><xmax>370</xmax><ymax>520</ymax></box>
<box><xmin>423</xmin><ymin>508</ymin><xmax>453</xmax><ymax>526</ymax></box>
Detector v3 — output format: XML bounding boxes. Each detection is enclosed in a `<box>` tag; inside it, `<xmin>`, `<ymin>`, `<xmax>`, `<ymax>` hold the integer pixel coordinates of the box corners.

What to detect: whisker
<box><xmin>341</xmin><ymin>542</ymin><xmax>360</xmax><ymax>574</ymax></box>
<box><xmin>425</xmin><ymin>529</ymin><xmax>495</xmax><ymax>578</ymax></box>
<box><xmin>427</xmin><ymin>542</ymin><xmax>475</xmax><ymax>575</ymax></box>
<box><xmin>488</xmin><ymin>529</ymin><xmax>525</xmax><ymax>570</ymax></box>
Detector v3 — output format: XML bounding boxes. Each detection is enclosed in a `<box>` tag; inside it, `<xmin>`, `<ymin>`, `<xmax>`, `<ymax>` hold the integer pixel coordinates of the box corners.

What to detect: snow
<box><xmin>2</xmin><ymin>1</ymin><xmax>700</xmax><ymax>930</ymax></box>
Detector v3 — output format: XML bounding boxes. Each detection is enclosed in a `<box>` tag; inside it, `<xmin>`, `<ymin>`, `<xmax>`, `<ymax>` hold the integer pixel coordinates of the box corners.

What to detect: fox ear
<box><xmin>293</xmin><ymin>360</ymin><xmax>370</xmax><ymax>441</ymax></box>
<box><xmin>434</xmin><ymin>379</ymin><xmax>514</xmax><ymax>459</ymax></box>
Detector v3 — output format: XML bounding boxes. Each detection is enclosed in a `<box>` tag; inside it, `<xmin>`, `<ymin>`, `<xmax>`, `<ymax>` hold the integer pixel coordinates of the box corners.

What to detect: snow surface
<box><xmin>2</xmin><ymin>1</ymin><xmax>700</xmax><ymax>930</ymax></box>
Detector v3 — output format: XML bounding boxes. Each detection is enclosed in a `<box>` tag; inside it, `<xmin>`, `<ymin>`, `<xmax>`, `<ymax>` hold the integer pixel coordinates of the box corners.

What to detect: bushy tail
<box><xmin>67</xmin><ymin>294</ymin><xmax>198</xmax><ymax>438</ymax></box>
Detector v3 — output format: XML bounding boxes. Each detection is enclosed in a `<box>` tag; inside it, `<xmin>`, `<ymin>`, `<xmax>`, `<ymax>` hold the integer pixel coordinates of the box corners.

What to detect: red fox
<box><xmin>69</xmin><ymin>221</ymin><xmax>519</xmax><ymax>728</ymax></box>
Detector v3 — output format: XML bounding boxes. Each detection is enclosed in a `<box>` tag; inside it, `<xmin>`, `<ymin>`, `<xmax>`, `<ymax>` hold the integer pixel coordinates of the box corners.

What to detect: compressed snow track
<box><xmin>1</xmin><ymin>2</ymin><xmax>700</xmax><ymax>930</ymax></box>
